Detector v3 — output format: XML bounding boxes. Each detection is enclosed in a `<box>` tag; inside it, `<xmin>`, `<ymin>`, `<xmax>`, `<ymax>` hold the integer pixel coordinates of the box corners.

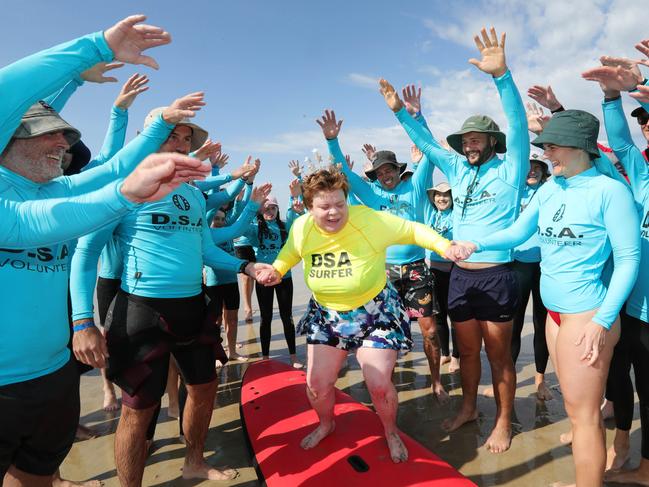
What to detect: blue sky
<box><xmin>2</xmin><ymin>0</ymin><xmax>647</xmax><ymax>209</ymax></box>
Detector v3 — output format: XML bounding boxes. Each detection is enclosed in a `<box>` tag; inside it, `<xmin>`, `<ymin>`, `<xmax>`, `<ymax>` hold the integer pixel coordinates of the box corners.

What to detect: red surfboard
<box><xmin>240</xmin><ymin>359</ymin><xmax>476</xmax><ymax>486</ymax></box>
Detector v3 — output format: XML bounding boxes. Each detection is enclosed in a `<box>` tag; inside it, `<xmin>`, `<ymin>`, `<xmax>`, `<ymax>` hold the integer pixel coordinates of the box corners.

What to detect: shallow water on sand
<box><xmin>61</xmin><ymin>267</ymin><xmax>642</xmax><ymax>486</ymax></box>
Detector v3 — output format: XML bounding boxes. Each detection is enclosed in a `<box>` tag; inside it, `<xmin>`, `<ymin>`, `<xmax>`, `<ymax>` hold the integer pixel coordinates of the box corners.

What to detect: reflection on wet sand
<box><xmin>61</xmin><ymin>271</ymin><xmax>642</xmax><ymax>486</ymax></box>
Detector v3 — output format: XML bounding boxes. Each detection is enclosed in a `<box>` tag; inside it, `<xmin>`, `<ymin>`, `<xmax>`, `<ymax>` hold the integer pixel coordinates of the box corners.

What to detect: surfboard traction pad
<box><xmin>240</xmin><ymin>359</ymin><xmax>476</xmax><ymax>486</ymax></box>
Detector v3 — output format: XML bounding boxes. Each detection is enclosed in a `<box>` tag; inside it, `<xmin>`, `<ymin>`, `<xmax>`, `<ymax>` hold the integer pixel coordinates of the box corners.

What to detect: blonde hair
<box><xmin>301</xmin><ymin>166</ymin><xmax>349</xmax><ymax>209</ymax></box>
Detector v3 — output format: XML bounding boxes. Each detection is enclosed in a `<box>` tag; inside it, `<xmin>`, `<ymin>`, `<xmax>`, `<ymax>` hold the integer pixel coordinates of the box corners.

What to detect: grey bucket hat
<box><xmin>446</xmin><ymin>115</ymin><xmax>506</xmax><ymax>155</ymax></box>
<box><xmin>12</xmin><ymin>101</ymin><xmax>81</xmax><ymax>146</ymax></box>
<box><xmin>144</xmin><ymin>107</ymin><xmax>208</xmax><ymax>152</ymax></box>
<box><xmin>532</xmin><ymin>109</ymin><xmax>600</xmax><ymax>160</ymax></box>
<box><xmin>364</xmin><ymin>150</ymin><xmax>407</xmax><ymax>180</ymax></box>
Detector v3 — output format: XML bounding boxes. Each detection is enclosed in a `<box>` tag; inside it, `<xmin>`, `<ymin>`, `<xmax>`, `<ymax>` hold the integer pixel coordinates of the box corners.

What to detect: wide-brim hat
<box><xmin>529</xmin><ymin>152</ymin><xmax>551</xmax><ymax>176</ymax></box>
<box><xmin>144</xmin><ymin>107</ymin><xmax>208</xmax><ymax>152</ymax></box>
<box><xmin>12</xmin><ymin>101</ymin><xmax>81</xmax><ymax>146</ymax></box>
<box><xmin>426</xmin><ymin>181</ymin><xmax>451</xmax><ymax>197</ymax></box>
<box><xmin>631</xmin><ymin>106</ymin><xmax>648</xmax><ymax>119</ymax></box>
<box><xmin>364</xmin><ymin>150</ymin><xmax>407</xmax><ymax>180</ymax></box>
<box><xmin>400</xmin><ymin>169</ymin><xmax>414</xmax><ymax>180</ymax></box>
<box><xmin>532</xmin><ymin>109</ymin><xmax>600</xmax><ymax>160</ymax></box>
<box><xmin>446</xmin><ymin>115</ymin><xmax>506</xmax><ymax>155</ymax></box>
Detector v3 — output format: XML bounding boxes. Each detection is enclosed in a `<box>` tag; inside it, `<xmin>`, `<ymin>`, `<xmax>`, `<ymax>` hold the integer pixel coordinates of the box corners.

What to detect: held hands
<box><xmin>525</xmin><ymin>102</ymin><xmax>551</xmax><ymax>135</ymax></box>
<box><xmin>245</xmin><ymin>263</ymin><xmax>279</xmax><ymax>283</ymax></box>
<box><xmin>402</xmin><ymin>84</ymin><xmax>422</xmax><ymax>115</ymax></box>
<box><xmin>193</xmin><ymin>139</ymin><xmax>222</xmax><ymax>162</ymax></box>
<box><xmin>255</xmin><ymin>267</ymin><xmax>282</xmax><ymax>286</ymax></box>
<box><xmin>114</xmin><ymin>73</ymin><xmax>149</xmax><ymax>109</ymax></box>
<box><xmin>444</xmin><ymin>241</ymin><xmax>477</xmax><ymax>262</ymax></box>
<box><xmin>120</xmin><ymin>152</ymin><xmax>210</xmax><ymax>202</ymax></box>
<box><xmin>72</xmin><ymin>323</ymin><xmax>109</xmax><ymax>368</ymax></box>
<box><xmin>162</xmin><ymin>92</ymin><xmax>205</xmax><ymax>124</ymax></box>
<box><xmin>527</xmin><ymin>85</ymin><xmax>562</xmax><ymax>112</ymax></box>
<box><xmin>575</xmin><ymin>321</ymin><xmax>607</xmax><ymax>367</ymax></box>
<box><xmin>379</xmin><ymin>79</ymin><xmax>404</xmax><ymax>112</ymax></box>
<box><xmin>316</xmin><ymin>110</ymin><xmax>343</xmax><ymax>140</ymax></box>
<box><xmin>251</xmin><ymin>183</ymin><xmax>273</xmax><ymax>204</ymax></box>
<box><xmin>104</xmin><ymin>14</ymin><xmax>171</xmax><ymax>70</ymax></box>
<box><xmin>81</xmin><ymin>61</ymin><xmax>124</xmax><ymax>83</ymax></box>
<box><xmin>469</xmin><ymin>27</ymin><xmax>507</xmax><ymax>77</ymax></box>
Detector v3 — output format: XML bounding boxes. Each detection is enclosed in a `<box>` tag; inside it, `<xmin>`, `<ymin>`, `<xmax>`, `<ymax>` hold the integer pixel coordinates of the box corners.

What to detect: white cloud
<box><xmin>347</xmin><ymin>73</ymin><xmax>379</xmax><ymax>89</ymax></box>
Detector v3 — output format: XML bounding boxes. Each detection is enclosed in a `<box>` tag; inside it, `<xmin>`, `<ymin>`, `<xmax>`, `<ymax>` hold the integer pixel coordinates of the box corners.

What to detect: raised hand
<box><xmin>210</xmin><ymin>151</ymin><xmax>229</xmax><ymax>169</ymax></box>
<box><xmin>162</xmin><ymin>92</ymin><xmax>205</xmax><ymax>124</ymax></box>
<box><xmin>251</xmin><ymin>183</ymin><xmax>273</xmax><ymax>204</ymax></box>
<box><xmin>289</xmin><ymin>178</ymin><xmax>302</xmax><ymax>198</ymax></box>
<box><xmin>316</xmin><ymin>110</ymin><xmax>343</xmax><ymax>140</ymax></box>
<box><xmin>81</xmin><ymin>61</ymin><xmax>124</xmax><ymax>83</ymax></box>
<box><xmin>410</xmin><ymin>145</ymin><xmax>423</xmax><ymax>163</ymax></box>
<box><xmin>582</xmin><ymin>61</ymin><xmax>644</xmax><ymax>94</ymax></box>
<box><xmin>288</xmin><ymin>159</ymin><xmax>302</xmax><ymax>177</ymax></box>
<box><xmin>468</xmin><ymin>27</ymin><xmax>507</xmax><ymax>77</ymax></box>
<box><xmin>114</xmin><ymin>73</ymin><xmax>149</xmax><ymax>109</ymax></box>
<box><xmin>231</xmin><ymin>156</ymin><xmax>256</xmax><ymax>180</ymax></box>
<box><xmin>402</xmin><ymin>84</ymin><xmax>422</xmax><ymax>115</ymax></box>
<box><xmin>292</xmin><ymin>198</ymin><xmax>305</xmax><ymax>214</ymax></box>
<box><xmin>120</xmin><ymin>152</ymin><xmax>211</xmax><ymax>202</ymax></box>
<box><xmin>379</xmin><ymin>79</ymin><xmax>404</xmax><ymax>112</ymax></box>
<box><xmin>362</xmin><ymin>143</ymin><xmax>377</xmax><ymax>162</ymax></box>
<box><xmin>103</xmin><ymin>14</ymin><xmax>171</xmax><ymax>70</ymax></box>
<box><xmin>636</xmin><ymin>39</ymin><xmax>649</xmax><ymax>67</ymax></box>
<box><xmin>630</xmin><ymin>84</ymin><xmax>649</xmax><ymax>103</ymax></box>
<box><xmin>345</xmin><ymin>154</ymin><xmax>355</xmax><ymax>170</ymax></box>
<box><xmin>527</xmin><ymin>85</ymin><xmax>562</xmax><ymax>111</ymax></box>
<box><xmin>526</xmin><ymin>102</ymin><xmax>551</xmax><ymax>135</ymax></box>
<box><xmin>193</xmin><ymin>139</ymin><xmax>221</xmax><ymax>162</ymax></box>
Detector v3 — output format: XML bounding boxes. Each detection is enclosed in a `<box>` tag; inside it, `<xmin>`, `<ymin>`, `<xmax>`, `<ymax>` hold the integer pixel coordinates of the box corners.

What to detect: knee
<box><xmin>306</xmin><ymin>377</ymin><xmax>335</xmax><ymax>400</ymax></box>
<box><xmin>366</xmin><ymin>379</ymin><xmax>392</xmax><ymax>401</ymax></box>
<box><xmin>564</xmin><ymin>400</ymin><xmax>601</xmax><ymax>427</ymax></box>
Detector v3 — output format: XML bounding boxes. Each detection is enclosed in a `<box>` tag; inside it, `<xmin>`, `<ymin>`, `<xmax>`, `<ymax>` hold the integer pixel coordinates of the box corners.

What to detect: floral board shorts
<box><xmin>296</xmin><ymin>283</ymin><xmax>413</xmax><ymax>352</ymax></box>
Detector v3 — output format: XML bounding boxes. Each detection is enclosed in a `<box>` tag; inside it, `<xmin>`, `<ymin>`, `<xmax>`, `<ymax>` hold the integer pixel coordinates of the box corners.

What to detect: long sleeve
<box><xmin>91</xmin><ymin>106</ymin><xmax>129</xmax><ymax>165</ymax></box>
<box><xmin>194</xmin><ymin>173</ymin><xmax>233</xmax><ymax>192</ymax></box>
<box><xmin>375</xmin><ymin>211</ymin><xmax>451</xmax><ymax>257</ymax></box>
<box><xmin>473</xmin><ymin>196</ymin><xmax>540</xmax><ymax>251</ymax></box>
<box><xmin>0</xmin><ymin>31</ymin><xmax>113</xmax><ymax>153</ymax></box>
<box><xmin>0</xmin><ymin>180</ymin><xmax>134</xmax><ymax>249</ymax></box>
<box><xmin>201</xmin><ymin>217</ymin><xmax>245</xmax><ymax>272</ymax></box>
<box><xmin>227</xmin><ymin>183</ymin><xmax>252</xmax><ymax>223</ymax></box>
<box><xmin>592</xmin><ymin>184</ymin><xmax>641</xmax><ymax>328</ymax></box>
<box><xmin>69</xmin><ymin>222</ymin><xmax>118</xmax><ymax>320</ymax></box>
<box><xmin>43</xmin><ymin>76</ymin><xmax>84</xmax><ymax>112</ymax></box>
<box><xmin>272</xmin><ymin>224</ymin><xmax>302</xmax><ymax>276</ymax></box>
<box><xmin>326</xmin><ymin>137</ymin><xmax>382</xmax><ymax>207</ymax></box>
<box><xmin>205</xmin><ymin>179</ymin><xmax>245</xmax><ymax>211</ymax></box>
<box><xmin>210</xmin><ymin>201</ymin><xmax>260</xmax><ymax>244</ymax></box>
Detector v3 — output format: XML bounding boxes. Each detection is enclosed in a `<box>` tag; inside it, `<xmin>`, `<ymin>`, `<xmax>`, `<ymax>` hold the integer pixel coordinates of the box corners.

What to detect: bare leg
<box><xmin>605</xmin><ymin>429</ymin><xmax>630</xmax><ymax>471</ymax></box>
<box><xmin>535</xmin><ymin>372</ymin><xmax>553</xmax><ymax>401</ymax></box>
<box><xmin>356</xmin><ymin>347</ymin><xmax>407</xmax><ymax>463</ymax></box>
<box><xmin>114</xmin><ymin>403</ymin><xmax>158</xmax><ymax>487</ymax></box>
<box><xmin>3</xmin><ymin>466</ymin><xmax>52</xmax><ymax>487</ymax></box>
<box><xmin>224</xmin><ymin>309</ymin><xmax>246</xmax><ymax>360</ymax></box>
<box><xmin>442</xmin><ymin>319</ymin><xmax>481</xmax><ymax>432</ymax></box>
<box><xmin>240</xmin><ymin>274</ymin><xmax>254</xmax><ymax>322</ymax></box>
<box><xmin>101</xmin><ymin>368</ymin><xmax>119</xmax><ymax>412</ymax></box>
<box><xmin>181</xmin><ymin>379</ymin><xmax>237</xmax><ymax>481</ymax></box>
<box><xmin>481</xmin><ymin>319</ymin><xmax>515</xmax><ymax>454</ymax></box>
<box><xmin>556</xmin><ymin>312</ymin><xmax>619</xmax><ymax>487</ymax></box>
<box><xmin>449</xmin><ymin>356</ymin><xmax>460</xmax><ymax>373</ymax></box>
<box><xmin>606</xmin><ymin>457</ymin><xmax>649</xmax><ymax>485</ymax></box>
<box><xmin>166</xmin><ymin>360</ymin><xmax>179</xmax><ymax>418</ymax></box>
<box><xmin>301</xmin><ymin>344</ymin><xmax>348</xmax><ymax>449</ymax></box>
<box><xmin>418</xmin><ymin>316</ymin><xmax>448</xmax><ymax>403</ymax></box>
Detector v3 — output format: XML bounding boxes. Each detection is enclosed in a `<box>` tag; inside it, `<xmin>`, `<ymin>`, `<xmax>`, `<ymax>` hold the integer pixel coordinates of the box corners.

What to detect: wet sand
<box><xmin>61</xmin><ymin>268</ymin><xmax>643</xmax><ymax>486</ymax></box>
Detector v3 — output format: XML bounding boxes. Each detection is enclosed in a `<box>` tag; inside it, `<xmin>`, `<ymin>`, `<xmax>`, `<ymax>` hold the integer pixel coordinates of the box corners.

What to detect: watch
<box><xmin>238</xmin><ymin>260</ymin><xmax>251</xmax><ymax>274</ymax></box>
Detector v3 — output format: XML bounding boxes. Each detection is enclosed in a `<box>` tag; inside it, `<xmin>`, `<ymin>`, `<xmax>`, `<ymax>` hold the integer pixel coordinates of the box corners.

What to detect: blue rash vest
<box><xmin>603</xmin><ymin>97</ymin><xmax>649</xmax><ymax>323</ymax></box>
<box><xmin>423</xmin><ymin>200</ymin><xmax>453</xmax><ymax>263</ymax></box>
<box><xmin>326</xmin><ymin>138</ymin><xmax>435</xmax><ymax>265</ymax></box>
<box><xmin>473</xmin><ymin>166</ymin><xmax>640</xmax><ymax>329</ymax></box>
<box><xmin>70</xmin><ymin>182</ymin><xmax>246</xmax><ymax>321</ymax></box>
<box><xmin>513</xmin><ymin>183</ymin><xmax>543</xmax><ymax>263</ymax></box>
<box><xmin>394</xmin><ymin>70</ymin><xmax>530</xmax><ymax>263</ymax></box>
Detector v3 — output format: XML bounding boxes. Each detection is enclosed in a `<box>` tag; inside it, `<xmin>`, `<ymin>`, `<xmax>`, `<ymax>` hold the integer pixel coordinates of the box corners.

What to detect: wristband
<box><xmin>550</xmin><ymin>105</ymin><xmax>565</xmax><ymax>114</ymax></box>
<box><xmin>604</xmin><ymin>95</ymin><xmax>621</xmax><ymax>102</ymax></box>
<box><xmin>73</xmin><ymin>321</ymin><xmax>95</xmax><ymax>333</ymax></box>
<box><xmin>238</xmin><ymin>260</ymin><xmax>251</xmax><ymax>274</ymax></box>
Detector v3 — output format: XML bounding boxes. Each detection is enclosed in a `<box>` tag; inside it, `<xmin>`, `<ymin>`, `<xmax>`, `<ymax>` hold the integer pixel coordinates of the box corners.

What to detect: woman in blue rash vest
<box><xmin>423</xmin><ymin>181</ymin><xmax>460</xmax><ymax>372</ymax></box>
<box><xmin>455</xmin><ymin>110</ymin><xmax>640</xmax><ymax>487</ymax></box>
<box><xmin>246</xmin><ymin>194</ymin><xmax>305</xmax><ymax>367</ymax></box>
<box><xmin>581</xmin><ymin>55</ymin><xmax>649</xmax><ymax>485</ymax></box>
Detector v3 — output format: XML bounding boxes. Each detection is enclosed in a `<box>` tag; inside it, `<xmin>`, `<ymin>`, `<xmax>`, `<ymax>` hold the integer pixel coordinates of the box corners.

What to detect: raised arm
<box><xmin>210</xmin><ymin>184</ymin><xmax>270</xmax><ymax>244</ymax></box>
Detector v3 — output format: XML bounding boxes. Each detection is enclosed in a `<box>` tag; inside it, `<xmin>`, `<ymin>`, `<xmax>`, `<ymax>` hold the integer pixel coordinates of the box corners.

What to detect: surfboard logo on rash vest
<box><xmin>172</xmin><ymin>194</ymin><xmax>191</xmax><ymax>211</ymax></box>
<box><xmin>552</xmin><ymin>204</ymin><xmax>566</xmax><ymax>222</ymax></box>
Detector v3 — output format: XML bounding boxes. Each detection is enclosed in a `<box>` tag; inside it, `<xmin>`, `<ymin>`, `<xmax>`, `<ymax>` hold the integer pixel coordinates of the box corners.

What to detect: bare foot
<box><xmin>601</xmin><ymin>399</ymin><xmax>615</xmax><ymax>420</ymax></box>
<box><xmin>442</xmin><ymin>408</ymin><xmax>478</xmax><ymax>432</ymax></box>
<box><xmin>432</xmin><ymin>382</ymin><xmax>450</xmax><ymax>405</ymax></box>
<box><xmin>168</xmin><ymin>402</ymin><xmax>180</xmax><ymax>419</ymax></box>
<box><xmin>605</xmin><ymin>442</ymin><xmax>630</xmax><ymax>471</ymax></box>
<box><xmin>485</xmin><ymin>425</ymin><xmax>512</xmax><ymax>453</ymax></box>
<box><xmin>301</xmin><ymin>422</ymin><xmax>336</xmax><ymax>449</ymax></box>
<box><xmin>440</xmin><ymin>355</ymin><xmax>451</xmax><ymax>365</ymax></box>
<box><xmin>481</xmin><ymin>385</ymin><xmax>494</xmax><ymax>397</ymax></box>
<box><xmin>244</xmin><ymin>310</ymin><xmax>253</xmax><ymax>323</ymax></box>
<box><xmin>53</xmin><ymin>475</ymin><xmax>103</xmax><ymax>487</ymax></box>
<box><xmin>228</xmin><ymin>352</ymin><xmax>248</xmax><ymax>362</ymax></box>
<box><xmin>182</xmin><ymin>461</ymin><xmax>238</xmax><ymax>481</ymax></box>
<box><xmin>75</xmin><ymin>424</ymin><xmax>98</xmax><ymax>441</ymax></box>
<box><xmin>535</xmin><ymin>380</ymin><xmax>554</xmax><ymax>401</ymax></box>
<box><xmin>386</xmin><ymin>432</ymin><xmax>408</xmax><ymax>463</ymax></box>
<box><xmin>559</xmin><ymin>429</ymin><xmax>572</xmax><ymax>445</ymax></box>
<box><xmin>292</xmin><ymin>361</ymin><xmax>305</xmax><ymax>369</ymax></box>
<box><xmin>236</xmin><ymin>342</ymin><xmax>243</xmax><ymax>349</ymax></box>
<box><xmin>215</xmin><ymin>359</ymin><xmax>224</xmax><ymax>368</ymax></box>
<box><xmin>449</xmin><ymin>357</ymin><xmax>460</xmax><ymax>373</ymax></box>
<box><xmin>548</xmin><ymin>483</ymin><xmax>574</xmax><ymax>487</ymax></box>
<box><xmin>605</xmin><ymin>466</ymin><xmax>649</xmax><ymax>485</ymax></box>
<box><xmin>103</xmin><ymin>390</ymin><xmax>119</xmax><ymax>412</ymax></box>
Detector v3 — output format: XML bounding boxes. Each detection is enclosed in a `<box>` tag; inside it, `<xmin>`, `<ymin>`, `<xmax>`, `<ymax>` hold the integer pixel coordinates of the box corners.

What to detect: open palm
<box><xmin>469</xmin><ymin>27</ymin><xmax>507</xmax><ymax>77</ymax></box>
